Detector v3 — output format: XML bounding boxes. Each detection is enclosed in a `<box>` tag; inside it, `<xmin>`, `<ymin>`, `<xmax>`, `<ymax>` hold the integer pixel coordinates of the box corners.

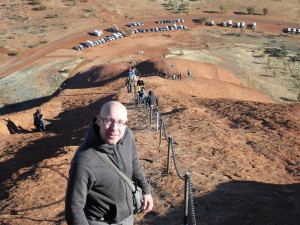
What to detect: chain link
<box><xmin>170</xmin><ymin>138</ymin><xmax>184</xmax><ymax>180</ymax></box>
<box><xmin>187</xmin><ymin>175</ymin><xmax>197</xmax><ymax>225</ymax></box>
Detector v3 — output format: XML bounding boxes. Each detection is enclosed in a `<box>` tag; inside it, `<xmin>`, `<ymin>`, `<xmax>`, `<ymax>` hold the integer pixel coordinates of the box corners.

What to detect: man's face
<box><xmin>96</xmin><ymin>103</ymin><xmax>128</xmax><ymax>145</ymax></box>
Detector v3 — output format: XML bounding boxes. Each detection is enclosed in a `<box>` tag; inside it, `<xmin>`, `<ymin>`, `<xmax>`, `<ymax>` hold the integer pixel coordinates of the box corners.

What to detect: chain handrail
<box><xmin>170</xmin><ymin>137</ymin><xmax>185</xmax><ymax>180</ymax></box>
<box><xmin>187</xmin><ymin>174</ymin><xmax>197</xmax><ymax>225</ymax></box>
<box><xmin>134</xmin><ymin>94</ymin><xmax>196</xmax><ymax>225</ymax></box>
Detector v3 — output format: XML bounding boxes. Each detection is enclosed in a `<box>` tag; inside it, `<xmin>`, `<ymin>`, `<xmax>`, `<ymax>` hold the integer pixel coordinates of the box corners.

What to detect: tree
<box><xmin>219</xmin><ymin>5</ymin><xmax>229</xmax><ymax>14</ymax></box>
<box><xmin>168</xmin><ymin>0</ymin><xmax>178</xmax><ymax>13</ymax></box>
<box><xmin>263</xmin><ymin>8</ymin><xmax>268</xmax><ymax>15</ymax></box>
<box><xmin>247</xmin><ymin>6</ymin><xmax>255</xmax><ymax>14</ymax></box>
<box><xmin>280</xmin><ymin>42</ymin><xmax>289</xmax><ymax>57</ymax></box>
<box><xmin>178</xmin><ymin>1</ymin><xmax>189</xmax><ymax>13</ymax></box>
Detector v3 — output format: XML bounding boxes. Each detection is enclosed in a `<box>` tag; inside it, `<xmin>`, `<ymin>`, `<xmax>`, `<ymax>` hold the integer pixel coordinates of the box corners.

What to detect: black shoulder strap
<box><xmin>92</xmin><ymin>149</ymin><xmax>136</xmax><ymax>192</ymax></box>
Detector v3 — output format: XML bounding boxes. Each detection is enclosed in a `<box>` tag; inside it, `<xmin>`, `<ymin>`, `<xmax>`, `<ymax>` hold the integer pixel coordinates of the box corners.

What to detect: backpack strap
<box><xmin>92</xmin><ymin>149</ymin><xmax>136</xmax><ymax>193</ymax></box>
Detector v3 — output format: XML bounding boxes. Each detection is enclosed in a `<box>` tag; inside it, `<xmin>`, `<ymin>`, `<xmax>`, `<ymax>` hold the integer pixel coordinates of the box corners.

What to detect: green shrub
<box><xmin>122</xmin><ymin>27</ymin><xmax>131</xmax><ymax>36</ymax></box>
<box><xmin>219</xmin><ymin>5</ymin><xmax>229</xmax><ymax>13</ymax></box>
<box><xmin>280</xmin><ymin>42</ymin><xmax>289</xmax><ymax>57</ymax></box>
<box><xmin>198</xmin><ymin>17</ymin><xmax>209</xmax><ymax>24</ymax></box>
<box><xmin>60</xmin><ymin>69</ymin><xmax>71</xmax><ymax>73</ymax></box>
<box><xmin>247</xmin><ymin>6</ymin><xmax>255</xmax><ymax>14</ymax></box>
<box><xmin>31</xmin><ymin>0</ymin><xmax>41</xmax><ymax>5</ymax></box>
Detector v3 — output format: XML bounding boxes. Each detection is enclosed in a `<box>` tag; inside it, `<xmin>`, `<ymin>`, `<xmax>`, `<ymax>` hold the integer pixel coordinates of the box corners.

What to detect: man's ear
<box><xmin>95</xmin><ymin>115</ymin><xmax>101</xmax><ymax>126</ymax></box>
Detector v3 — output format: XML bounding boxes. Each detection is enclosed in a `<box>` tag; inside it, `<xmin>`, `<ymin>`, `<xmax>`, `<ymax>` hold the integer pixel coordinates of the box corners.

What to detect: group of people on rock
<box><xmin>125</xmin><ymin>66</ymin><xmax>139</xmax><ymax>93</ymax></box>
<box><xmin>125</xmin><ymin>66</ymin><xmax>159</xmax><ymax>108</ymax></box>
<box><xmin>172</xmin><ymin>69</ymin><xmax>192</xmax><ymax>80</ymax></box>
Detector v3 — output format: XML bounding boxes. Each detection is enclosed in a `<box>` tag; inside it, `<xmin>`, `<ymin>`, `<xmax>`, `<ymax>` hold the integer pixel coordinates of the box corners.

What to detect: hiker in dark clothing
<box><xmin>125</xmin><ymin>76</ymin><xmax>135</xmax><ymax>93</ymax></box>
<box><xmin>65</xmin><ymin>101</ymin><xmax>153</xmax><ymax>225</ymax></box>
<box><xmin>138</xmin><ymin>87</ymin><xmax>147</xmax><ymax>103</ymax></box>
<box><xmin>33</xmin><ymin>108</ymin><xmax>45</xmax><ymax>132</ymax></box>
<box><xmin>136</xmin><ymin>76</ymin><xmax>145</xmax><ymax>92</ymax></box>
<box><xmin>145</xmin><ymin>90</ymin><xmax>158</xmax><ymax>107</ymax></box>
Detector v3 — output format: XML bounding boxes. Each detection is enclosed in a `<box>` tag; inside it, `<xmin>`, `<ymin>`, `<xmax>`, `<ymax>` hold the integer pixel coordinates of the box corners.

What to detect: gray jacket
<box><xmin>65</xmin><ymin>119</ymin><xmax>150</xmax><ymax>225</ymax></box>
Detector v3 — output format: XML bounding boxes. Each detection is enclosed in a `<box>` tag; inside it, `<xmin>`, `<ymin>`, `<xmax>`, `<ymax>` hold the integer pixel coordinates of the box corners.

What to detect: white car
<box><xmin>94</xmin><ymin>30</ymin><xmax>103</xmax><ymax>36</ymax></box>
<box><xmin>74</xmin><ymin>44</ymin><xmax>84</xmax><ymax>50</ymax></box>
<box><xmin>85</xmin><ymin>40</ymin><xmax>94</xmax><ymax>47</ymax></box>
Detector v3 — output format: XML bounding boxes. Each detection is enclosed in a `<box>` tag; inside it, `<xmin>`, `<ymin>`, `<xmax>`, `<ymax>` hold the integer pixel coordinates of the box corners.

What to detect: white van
<box><xmin>94</xmin><ymin>30</ymin><xmax>103</xmax><ymax>36</ymax></box>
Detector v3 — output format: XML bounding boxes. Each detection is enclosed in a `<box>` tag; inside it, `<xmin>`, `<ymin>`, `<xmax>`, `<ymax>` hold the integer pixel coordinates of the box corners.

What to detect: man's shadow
<box><xmin>4</xmin><ymin>119</ymin><xmax>31</xmax><ymax>134</ymax></box>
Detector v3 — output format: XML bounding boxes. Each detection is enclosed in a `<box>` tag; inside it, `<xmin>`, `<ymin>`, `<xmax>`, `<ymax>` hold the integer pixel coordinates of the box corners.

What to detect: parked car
<box><xmin>107</xmin><ymin>26</ymin><xmax>118</xmax><ymax>32</ymax></box>
<box><xmin>94</xmin><ymin>30</ymin><xmax>103</xmax><ymax>36</ymax></box>
<box><xmin>85</xmin><ymin>40</ymin><xmax>94</xmax><ymax>47</ymax></box>
<box><xmin>74</xmin><ymin>44</ymin><xmax>84</xmax><ymax>50</ymax></box>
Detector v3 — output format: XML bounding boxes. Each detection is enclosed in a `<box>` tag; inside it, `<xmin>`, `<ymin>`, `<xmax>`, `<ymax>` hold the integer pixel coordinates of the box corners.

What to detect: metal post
<box><xmin>144</xmin><ymin>101</ymin><xmax>147</xmax><ymax>113</ymax></box>
<box><xmin>133</xmin><ymin>84</ymin><xmax>137</xmax><ymax>101</ymax></box>
<box><xmin>159</xmin><ymin>118</ymin><xmax>163</xmax><ymax>147</ymax></box>
<box><xmin>167</xmin><ymin>136</ymin><xmax>172</xmax><ymax>176</ymax></box>
<box><xmin>183</xmin><ymin>172</ymin><xmax>190</xmax><ymax>225</ymax></box>
<box><xmin>150</xmin><ymin>106</ymin><xmax>153</xmax><ymax>125</ymax></box>
<box><xmin>156</xmin><ymin>110</ymin><xmax>160</xmax><ymax>132</ymax></box>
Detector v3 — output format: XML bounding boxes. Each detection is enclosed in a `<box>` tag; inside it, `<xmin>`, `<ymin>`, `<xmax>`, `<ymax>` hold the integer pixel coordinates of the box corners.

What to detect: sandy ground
<box><xmin>0</xmin><ymin>1</ymin><xmax>300</xmax><ymax>225</ymax></box>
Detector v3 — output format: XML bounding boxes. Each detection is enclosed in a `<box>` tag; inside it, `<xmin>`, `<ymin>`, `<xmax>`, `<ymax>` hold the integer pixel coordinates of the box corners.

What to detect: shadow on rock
<box><xmin>137</xmin><ymin>181</ymin><xmax>300</xmax><ymax>225</ymax></box>
<box><xmin>0</xmin><ymin>95</ymin><xmax>114</xmax><ymax>202</ymax></box>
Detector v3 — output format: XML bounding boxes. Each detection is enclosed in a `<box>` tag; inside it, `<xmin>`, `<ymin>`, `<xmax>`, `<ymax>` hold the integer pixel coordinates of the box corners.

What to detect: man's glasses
<box><xmin>99</xmin><ymin>116</ymin><xmax>127</xmax><ymax>127</ymax></box>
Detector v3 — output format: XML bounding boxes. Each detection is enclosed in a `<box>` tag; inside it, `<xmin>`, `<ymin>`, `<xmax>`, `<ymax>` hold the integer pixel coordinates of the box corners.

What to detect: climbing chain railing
<box><xmin>135</xmin><ymin>91</ymin><xmax>197</xmax><ymax>225</ymax></box>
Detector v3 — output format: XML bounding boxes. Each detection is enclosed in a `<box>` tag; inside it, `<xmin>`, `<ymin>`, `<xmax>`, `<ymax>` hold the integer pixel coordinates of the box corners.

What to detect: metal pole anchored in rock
<box><xmin>183</xmin><ymin>172</ymin><xmax>190</xmax><ymax>225</ymax></box>
<box><xmin>167</xmin><ymin>136</ymin><xmax>172</xmax><ymax>175</ymax></box>
<box><xmin>159</xmin><ymin>118</ymin><xmax>163</xmax><ymax>147</ymax></box>
<box><xmin>156</xmin><ymin>110</ymin><xmax>160</xmax><ymax>132</ymax></box>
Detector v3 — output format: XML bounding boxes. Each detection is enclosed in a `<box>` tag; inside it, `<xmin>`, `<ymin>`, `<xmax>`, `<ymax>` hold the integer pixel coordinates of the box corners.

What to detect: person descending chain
<box><xmin>125</xmin><ymin>75</ymin><xmax>135</xmax><ymax>93</ymax></box>
<box><xmin>136</xmin><ymin>76</ymin><xmax>145</xmax><ymax>92</ymax></box>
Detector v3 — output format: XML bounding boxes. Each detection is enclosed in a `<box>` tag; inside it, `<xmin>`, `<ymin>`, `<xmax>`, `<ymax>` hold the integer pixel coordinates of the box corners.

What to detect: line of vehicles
<box><xmin>208</xmin><ymin>19</ymin><xmax>257</xmax><ymax>30</ymax></box>
<box><xmin>131</xmin><ymin>24</ymin><xmax>187</xmax><ymax>33</ymax></box>
<box><xmin>126</xmin><ymin>21</ymin><xmax>144</xmax><ymax>27</ymax></box>
<box><xmin>75</xmin><ymin>16</ymin><xmax>297</xmax><ymax>51</ymax></box>
<box><xmin>283</xmin><ymin>27</ymin><xmax>300</xmax><ymax>34</ymax></box>
<box><xmin>73</xmin><ymin>20</ymin><xmax>189</xmax><ymax>51</ymax></box>
<box><xmin>74</xmin><ymin>31</ymin><xmax>126</xmax><ymax>50</ymax></box>
<box><xmin>156</xmin><ymin>19</ymin><xmax>185</xmax><ymax>24</ymax></box>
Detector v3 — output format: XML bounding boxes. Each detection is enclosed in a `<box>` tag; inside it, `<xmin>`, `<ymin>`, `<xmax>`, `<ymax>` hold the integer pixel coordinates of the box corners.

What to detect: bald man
<box><xmin>65</xmin><ymin>101</ymin><xmax>153</xmax><ymax>225</ymax></box>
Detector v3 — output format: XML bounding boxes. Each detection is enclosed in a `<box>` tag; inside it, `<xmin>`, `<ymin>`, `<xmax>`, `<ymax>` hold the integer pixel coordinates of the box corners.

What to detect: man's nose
<box><xmin>109</xmin><ymin>121</ymin><xmax>119</xmax><ymax>130</ymax></box>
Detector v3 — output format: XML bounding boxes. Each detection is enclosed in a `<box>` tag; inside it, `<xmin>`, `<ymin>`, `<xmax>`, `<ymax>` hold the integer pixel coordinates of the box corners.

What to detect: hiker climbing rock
<box><xmin>138</xmin><ymin>87</ymin><xmax>147</xmax><ymax>103</ymax></box>
<box><xmin>125</xmin><ymin>75</ymin><xmax>135</xmax><ymax>93</ymax></box>
<box><xmin>187</xmin><ymin>69</ymin><xmax>192</xmax><ymax>78</ymax></box>
<box><xmin>137</xmin><ymin>76</ymin><xmax>145</xmax><ymax>92</ymax></box>
<box><xmin>145</xmin><ymin>90</ymin><xmax>158</xmax><ymax>107</ymax></box>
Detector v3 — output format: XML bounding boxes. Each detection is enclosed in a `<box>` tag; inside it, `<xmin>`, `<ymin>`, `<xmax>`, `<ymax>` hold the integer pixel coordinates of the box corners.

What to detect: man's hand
<box><xmin>143</xmin><ymin>194</ymin><xmax>153</xmax><ymax>212</ymax></box>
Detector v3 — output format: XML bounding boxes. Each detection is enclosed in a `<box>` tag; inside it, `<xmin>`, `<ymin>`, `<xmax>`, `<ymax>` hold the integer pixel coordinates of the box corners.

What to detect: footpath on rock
<box><xmin>0</xmin><ymin>1</ymin><xmax>299</xmax><ymax>224</ymax></box>
<box><xmin>0</xmin><ymin>61</ymin><xmax>299</xmax><ymax>224</ymax></box>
